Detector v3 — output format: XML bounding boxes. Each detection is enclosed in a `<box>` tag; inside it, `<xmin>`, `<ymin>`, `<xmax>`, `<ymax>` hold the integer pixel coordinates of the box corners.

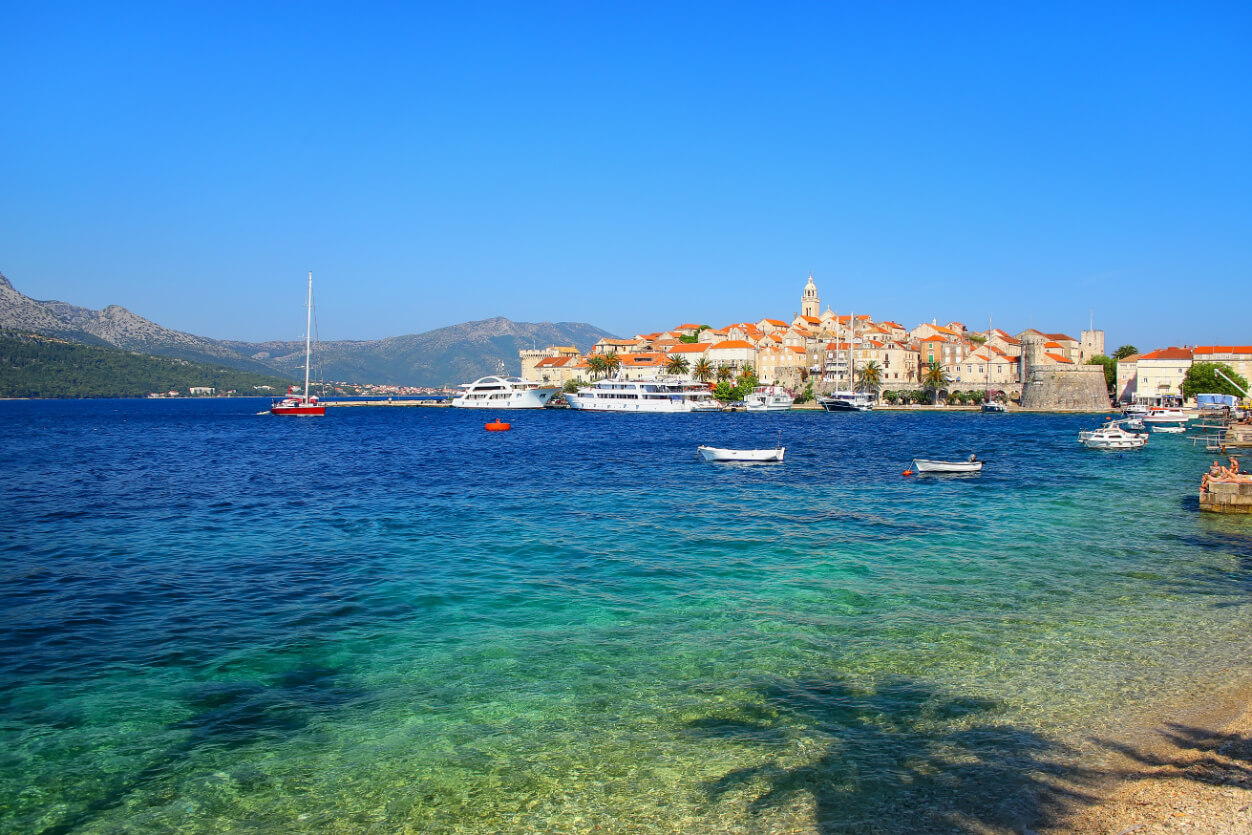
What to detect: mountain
<box><xmin>0</xmin><ymin>272</ymin><xmax>616</xmax><ymax>387</ymax></box>
<box><xmin>226</xmin><ymin>318</ymin><xmax>613</xmax><ymax>386</ymax></box>
<box><xmin>0</xmin><ymin>273</ymin><xmax>287</xmax><ymax>377</ymax></box>
<box><xmin>0</xmin><ymin>331</ymin><xmax>294</xmax><ymax>398</ymax></box>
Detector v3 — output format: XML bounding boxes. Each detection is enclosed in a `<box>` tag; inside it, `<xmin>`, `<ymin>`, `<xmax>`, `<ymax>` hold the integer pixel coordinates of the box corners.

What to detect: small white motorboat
<box><xmin>697</xmin><ymin>445</ymin><xmax>785</xmax><ymax>463</ymax></box>
<box><xmin>910</xmin><ymin>458</ymin><xmax>984</xmax><ymax>473</ymax></box>
<box><xmin>1079</xmin><ymin>422</ymin><xmax>1148</xmax><ymax>449</ymax></box>
<box><xmin>1151</xmin><ymin>424</ymin><xmax>1186</xmax><ymax>434</ymax></box>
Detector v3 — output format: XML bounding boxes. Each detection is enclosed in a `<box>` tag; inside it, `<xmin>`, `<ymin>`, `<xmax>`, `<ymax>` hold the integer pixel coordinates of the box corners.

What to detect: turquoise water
<box><xmin>1</xmin><ymin>400</ymin><xmax>1249</xmax><ymax>833</ymax></box>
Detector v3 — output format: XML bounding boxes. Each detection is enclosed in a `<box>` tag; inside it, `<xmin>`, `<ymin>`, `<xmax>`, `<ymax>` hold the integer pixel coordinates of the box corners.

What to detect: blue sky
<box><xmin>2</xmin><ymin>1</ymin><xmax>1248</xmax><ymax>350</ymax></box>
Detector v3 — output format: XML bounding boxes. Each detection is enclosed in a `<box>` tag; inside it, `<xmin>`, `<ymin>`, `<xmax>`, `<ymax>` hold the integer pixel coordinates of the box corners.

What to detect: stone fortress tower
<box><xmin>801</xmin><ymin>273</ymin><xmax>820</xmax><ymax>318</ymax></box>
<box><xmin>1080</xmin><ymin>327</ymin><xmax>1105</xmax><ymax>364</ymax></box>
<box><xmin>1019</xmin><ymin>330</ymin><xmax>1110</xmax><ymax>410</ymax></box>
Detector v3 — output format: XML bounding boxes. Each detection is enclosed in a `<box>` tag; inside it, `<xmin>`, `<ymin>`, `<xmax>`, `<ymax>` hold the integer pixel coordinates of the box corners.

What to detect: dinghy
<box><xmin>697</xmin><ymin>445</ymin><xmax>785</xmax><ymax>463</ymax></box>
<box><xmin>911</xmin><ymin>458</ymin><xmax>984</xmax><ymax>473</ymax></box>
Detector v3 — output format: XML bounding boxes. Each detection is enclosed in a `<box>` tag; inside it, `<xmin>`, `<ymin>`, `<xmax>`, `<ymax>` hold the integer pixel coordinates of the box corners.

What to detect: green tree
<box><xmin>585</xmin><ymin>354</ymin><xmax>608</xmax><ymax>380</ymax></box>
<box><xmin>692</xmin><ymin>358</ymin><xmax>713</xmax><ymax>383</ymax></box>
<box><xmin>949</xmin><ymin>390</ymin><xmax>966</xmax><ymax>405</ymax></box>
<box><xmin>716</xmin><ymin>363</ymin><xmax>735</xmax><ymax>382</ymax></box>
<box><xmin>968</xmin><ymin>389</ymin><xmax>986</xmax><ymax>405</ymax></box>
<box><xmin>1086</xmin><ymin>354</ymin><xmax>1117</xmax><ymax>391</ymax></box>
<box><xmin>857</xmin><ymin>360</ymin><xmax>882</xmax><ymax>395</ymax></box>
<box><xmin>1183</xmin><ymin>362</ymin><xmax>1248</xmax><ymax>399</ymax></box>
<box><xmin>603</xmin><ymin>352</ymin><xmax>621</xmax><ymax>378</ymax></box>
<box><xmin>679</xmin><ymin>326</ymin><xmax>708</xmax><ymax>344</ymax></box>
<box><xmin>712</xmin><ymin>380</ymin><xmax>740</xmax><ymax>402</ymax></box>
<box><xmin>562</xmin><ymin>379</ymin><xmax>580</xmax><ymax>393</ymax></box>
<box><xmin>1112</xmin><ymin>345</ymin><xmax>1139</xmax><ymax>361</ymax></box>
<box><xmin>793</xmin><ymin>381</ymin><xmax>814</xmax><ymax>404</ymax></box>
<box><xmin>666</xmin><ymin>355</ymin><xmax>689</xmax><ymax>376</ymax></box>
<box><xmin>922</xmin><ymin>361</ymin><xmax>949</xmax><ymax>404</ymax></box>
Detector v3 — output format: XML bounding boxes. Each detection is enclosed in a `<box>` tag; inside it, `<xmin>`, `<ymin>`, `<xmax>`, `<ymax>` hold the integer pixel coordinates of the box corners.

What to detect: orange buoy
<box><xmin>485</xmin><ymin>419</ymin><xmax>511</xmax><ymax>431</ymax></box>
<box><xmin>902</xmin><ymin>470</ymin><xmax>914</xmax><ymax>476</ymax></box>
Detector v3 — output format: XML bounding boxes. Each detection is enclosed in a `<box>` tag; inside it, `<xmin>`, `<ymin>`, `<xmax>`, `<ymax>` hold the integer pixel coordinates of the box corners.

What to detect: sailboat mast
<box><xmin>849</xmin><ymin>311</ymin><xmax>855</xmax><ymax>392</ymax></box>
<box><xmin>304</xmin><ymin>271</ymin><xmax>313</xmax><ymax>399</ymax></box>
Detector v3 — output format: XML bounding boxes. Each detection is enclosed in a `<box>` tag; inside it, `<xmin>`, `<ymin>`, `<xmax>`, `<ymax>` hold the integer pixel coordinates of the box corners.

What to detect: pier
<box><xmin>1200</xmin><ymin>477</ymin><xmax>1252</xmax><ymax>514</ymax></box>
<box><xmin>322</xmin><ymin>398</ymin><xmax>451</xmax><ymax>408</ymax></box>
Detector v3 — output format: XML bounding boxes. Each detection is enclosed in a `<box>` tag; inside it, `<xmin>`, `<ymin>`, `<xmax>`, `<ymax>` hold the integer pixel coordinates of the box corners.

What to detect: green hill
<box><xmin>0</xmin><ymin>331</ymin><xmax>295</xmax><ymax>398</ymax></box>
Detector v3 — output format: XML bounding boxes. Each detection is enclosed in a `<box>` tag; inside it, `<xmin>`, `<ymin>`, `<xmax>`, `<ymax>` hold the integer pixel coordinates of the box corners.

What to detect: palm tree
<box><xmin>666</xmin><ymin>355</ymin><xmax>690</xmax><ymax>376</ymax></box>
<box><xmin>858</xmin><ymin>360</ymin><xmax>883</xmax><ymax>395</ymax></box>
<box><xmin>922</xmin><ymin>361</ymin><xmax>949</xmax><ymax>404</ymax></box>
<box><xmin>716</xmin><ymin>363</ymin><xmax>735</xmax><ymax>382</ymax></box>
<box><xmin>693</xmin><ymin>358</ymin><xmax>713</xmax><ymax>383</ymax></box>
<box><xmin>603</xmin><ymin>352</ymin><xmax>621</xmax><ymax>378</ymax></box>
<box><xmin>585</xmin><ymin>354</ymin><xmax>608</xmax><ymax>380</ymax></box>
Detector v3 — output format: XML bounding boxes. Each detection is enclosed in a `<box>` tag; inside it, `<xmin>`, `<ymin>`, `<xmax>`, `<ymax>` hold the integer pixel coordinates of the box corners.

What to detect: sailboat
<box><xmin>819</xmin><ymin>311</ymin><xmax>874</xmax><ymax>412</ymax></box>
<box><xmin>270</xmin><ymin>272</ymin><xmax>326</xmax><ymax>416</ymax></box>
<box><xmin>981</xmin><ymin>315</ymin><xmax>1007</xmax><ymax>412</ymax></box>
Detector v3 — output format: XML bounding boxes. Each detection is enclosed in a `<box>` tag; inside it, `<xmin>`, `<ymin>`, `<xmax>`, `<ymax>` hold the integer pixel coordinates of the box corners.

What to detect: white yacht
<box><xmin>451</xmin><ymin>376</ymin><xmax>560</xmax><ymax>409</ymax></box>
<box><xmin>564</xmin><ymin>377</ymin><xmax>722</xmax><ymax>413</ymax></box>
<box><xmin>818</xmin><ymin>391</ymin><xmax>875</xmax><ymax>412</ymax></box>
<box><xmin>744</xmin><ymin>385</ymin><xmax>794</xmax><ymax>411</ymax></box>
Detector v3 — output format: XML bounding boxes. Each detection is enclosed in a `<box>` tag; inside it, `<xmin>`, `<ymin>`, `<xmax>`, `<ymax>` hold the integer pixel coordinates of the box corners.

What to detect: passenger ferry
<box><xmin>451</xmin><ymin>376</ymin><xmax>560</xmax><ymax>409</ymax></box>
<box><xmin>564</xmin><ymin>377</ymin><xmax>722</xmax><ymax>413</ymax></box>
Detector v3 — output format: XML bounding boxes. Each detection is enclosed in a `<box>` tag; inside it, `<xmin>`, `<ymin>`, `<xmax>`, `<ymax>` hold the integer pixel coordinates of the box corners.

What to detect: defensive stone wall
<box><xmin>1020</xmin><ymin>364</ymin><xmax>1110</xmax><ymax>411</ymax></box>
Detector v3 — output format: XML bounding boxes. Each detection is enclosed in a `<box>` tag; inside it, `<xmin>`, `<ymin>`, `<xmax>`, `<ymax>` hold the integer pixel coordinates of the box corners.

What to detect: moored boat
<box><xmin>451</xmin><ymin>376</ymin><xmax>560</xmax><ymax>409</ymax></box>
<box><xmin>981</xmin><ymin>401</ymin><xmax>1007</xmax><ymax>413</ymax></box>
<box><xmin>697</xmin><ymin>445</ymin><xmax>785</xmax><ymax>462</ymax></box>
<box><xmin>744</xmin><ymin>385</ymin><xmax>794</xmax><ymax>411</ymax></box>
<box><xmin>911</xmin><ymin>458</ymin><xmax>983</xmax><ymax>473</ymax></box>
<box><xmin>271</xmin><ymin>272</ymin><xmax>325</xmax><ymax>417</ymax></box>
<box><xmin>1142</xmin><ymin>408</ymin><xmax>1191</xmax><ymax>424</ymax></box>
<box><xmin>565</xmin><ymin>377</ymin><xmax>721</xmax><ymax>413</ymax></box>
<box><xmin>818</xmin><ymin>391</ymin><xmax>874</xmax><ymax>412</ymax></box>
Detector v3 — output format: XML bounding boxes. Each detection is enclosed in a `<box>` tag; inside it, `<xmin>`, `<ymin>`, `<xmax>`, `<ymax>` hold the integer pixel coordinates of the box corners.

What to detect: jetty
<box><xmin>322</xmin><ymin>399</ymin><xmax>450</xmax><ymax>408</ymax></box>
<box><xmin>1200</xmin><ymin>476</ymin><xmax>1252</xmax><ymax>514</ymax></box>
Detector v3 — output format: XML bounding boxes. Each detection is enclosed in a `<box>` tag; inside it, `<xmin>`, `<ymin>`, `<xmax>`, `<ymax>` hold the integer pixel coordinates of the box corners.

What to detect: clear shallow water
<box><xmin>1</xmin><ymin>400</ymin><xmax>1250</xmax><ymax>833</ymax></box>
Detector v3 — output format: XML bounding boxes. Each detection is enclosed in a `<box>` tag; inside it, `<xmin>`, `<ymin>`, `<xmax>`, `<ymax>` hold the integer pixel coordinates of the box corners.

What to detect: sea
<box><xmin>1</xmin><ymin>399</ymin><xmax>1249</xmax><ymax>834</ymax></box>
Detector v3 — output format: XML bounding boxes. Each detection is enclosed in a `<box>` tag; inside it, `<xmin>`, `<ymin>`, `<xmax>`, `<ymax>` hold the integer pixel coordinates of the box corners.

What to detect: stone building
<box><xmin>1018</xmin><ymin>333</ymin><xmax>1110</xmax><ymax>410</ymax></box>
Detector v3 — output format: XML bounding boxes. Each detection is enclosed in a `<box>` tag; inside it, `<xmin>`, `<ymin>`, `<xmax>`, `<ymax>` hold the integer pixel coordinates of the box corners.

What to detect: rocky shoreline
<box><xmin>1042</xmin><ymin>682</ymin><xmax>1252</xmax><ymax>834</ymax></box>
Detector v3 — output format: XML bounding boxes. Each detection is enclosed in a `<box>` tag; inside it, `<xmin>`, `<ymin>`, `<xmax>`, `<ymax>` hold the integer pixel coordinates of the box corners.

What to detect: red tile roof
<box><xmin>668</xmin><ymin>343</ymin><xmax>709</xmax><ymax>354</ymax></box>
<box><xmin>1138</xmin><ymin>347</ymin><xmax>1194</xmax><ymax>361</ymax></box>
<box><xmin>709</xmin><ymin>340</ymin><xmax>755</xmax><ymax>350</ymax></box>
<box><xmin>1045</xmin><ymin>353</ymin><xmax>1074</xmax><ymax>364</ymax></box>
<box><xmin>1193</xmin><ymin>346</ymin><xmax>1252</xmax><ymax>355</ymax></box>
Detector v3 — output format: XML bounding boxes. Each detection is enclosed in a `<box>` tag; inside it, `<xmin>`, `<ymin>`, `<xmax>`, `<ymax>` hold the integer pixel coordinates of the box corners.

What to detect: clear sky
<box><xmin>2</xmin><ymin>1</ymin><xmax>1248</xmax><ymax>350</ymax></box>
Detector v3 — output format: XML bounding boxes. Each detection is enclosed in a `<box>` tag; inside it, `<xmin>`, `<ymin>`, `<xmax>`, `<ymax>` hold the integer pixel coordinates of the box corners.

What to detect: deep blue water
<box><xmin>1</xmin><ymin>399</ymin><xmax>1250</xmax><ymax>833</ymax></box>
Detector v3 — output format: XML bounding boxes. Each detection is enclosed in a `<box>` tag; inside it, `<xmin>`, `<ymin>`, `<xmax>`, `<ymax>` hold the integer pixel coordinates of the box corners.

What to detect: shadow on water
<box><xmin>1093</xmin><ymin>722</ymin><xmax>1252</xmax><ymax>787</ymax></box>
<box><xmin>692</xmin><ymin>674</ymin><xmax>1101</xmax><ymax>834</ymax></box>
<box><xmin>36</xmin><ymin>663</ymin><xmax>360</xmax><ymax>835</ymax></box>
<box><xmin>1164</xmin><ymin>527</ymin><xmax>1252</xmax><ymax>605</ymax></box>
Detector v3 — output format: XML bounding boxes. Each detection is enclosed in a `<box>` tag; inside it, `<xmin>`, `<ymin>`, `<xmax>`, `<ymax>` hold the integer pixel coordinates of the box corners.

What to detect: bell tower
<box><xmin>801</xmin><ymin>273</ymin><xmax>819</xmax><ymax>318</ymax></box>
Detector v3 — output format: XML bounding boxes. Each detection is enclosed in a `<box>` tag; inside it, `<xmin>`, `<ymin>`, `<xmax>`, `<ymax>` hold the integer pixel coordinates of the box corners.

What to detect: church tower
<box><xmin>801</xmin><ymin>273</ymin><xmax>819</xmax><ymax>318</ymax></box>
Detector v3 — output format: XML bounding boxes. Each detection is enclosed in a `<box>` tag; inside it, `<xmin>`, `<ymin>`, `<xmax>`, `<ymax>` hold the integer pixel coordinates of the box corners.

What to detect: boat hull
<box><xmin>565</xmin><ymin>378</ymin><xmax>721</xmax><ymax>413</ymax></box>
<box><xmin>697</xmin><ymin>446</ymin><xmax>785</xmax><ymax>462</ymax></box>
<box><xmin>270</xmin><ymin>404</ymin><xmax>325</xmax><ymax>416</ymax></box>
<box><xmin>819</xmin><ymin>391</ymin><xmax>874</xmax><ymax>412</ymax></box>
<box><xmin>912</xmin><ymin>459</ymin><xmax>983</xmax><ymax>473</ymax></box>
<box><xmin>451</xmin><ymin>389</ymin><xmax>558</xmax><ymax>409</ymax></box>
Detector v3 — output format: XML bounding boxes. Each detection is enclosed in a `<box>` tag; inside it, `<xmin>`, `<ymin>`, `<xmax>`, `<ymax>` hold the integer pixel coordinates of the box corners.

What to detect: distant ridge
<box><xmin>0</xmin><ymin>272</ymin><xmax>616</xmax><ymax>387</ymax></box>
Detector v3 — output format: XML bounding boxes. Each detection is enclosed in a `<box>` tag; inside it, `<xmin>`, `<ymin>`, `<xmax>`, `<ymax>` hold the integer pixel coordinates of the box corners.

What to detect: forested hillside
<box><xmin>0</xmin><ymin>332</ymin><xmax>294</xmax><ymax>398</ymax></box>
